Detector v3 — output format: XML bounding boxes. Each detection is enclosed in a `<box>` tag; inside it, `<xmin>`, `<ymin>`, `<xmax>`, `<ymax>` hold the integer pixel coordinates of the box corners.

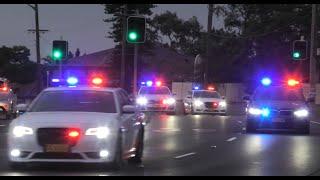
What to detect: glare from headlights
<box><xmin>10</xmin><ymin>149</ymin><xmax>21</xmax><ymax>157</ymax></box>
<box><xmin>13</xmin><ymin>126</ymin><xmax>33</xmax><ymax>138</ymax></box>
<box><xmin>219</xmin><ymin>101</ymin><xmax>227</xmax><ymax>107</ymax></box>
<box><xmin>164</xmin><ymin>98</ymin><xmax>176</xmax><ymax>105</ymax></box>
<box><xmin>294</xmin><ymin>109</ymin><xmax>309</xmax><ymax>117</ymax></box>
<box><xmin>85</xmin><ymin>127</ymin><xmax>110</xmax><ymax>139</ymax></box>
<box><xmin>248</xmin><ymin>108</ymin><xmax>262</xmax><ymax>115</ymax></box>
<box><xmin>194</xmin><ymin>100</ymin><xmax>204</xmax><ymax>107</ymax></box>
<box><xmin>136</xmin><ymin>97</ymin><xmax>148</xmax><ymax>105</ymax></box>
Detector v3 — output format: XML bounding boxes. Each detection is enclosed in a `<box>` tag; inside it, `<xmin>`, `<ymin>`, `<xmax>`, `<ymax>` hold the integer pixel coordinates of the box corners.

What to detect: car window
<box><xmin>139</xmin><ymin>86</ymin><xmax>171</xmax><ymax>95</ymax></box>
<box><xmin>29</xmin><ymin>90</ymin><xmax>117</xmax><ymax>113</ymax></box>
<box><xmin>193</xmin><ymin>91</ymin><xmax>221</xmax><ymax>98</ymax></box>
<box><xmin>253</xmin><ymin>87</ymin><xmax>305</xmax><ymax>101</ymax></box>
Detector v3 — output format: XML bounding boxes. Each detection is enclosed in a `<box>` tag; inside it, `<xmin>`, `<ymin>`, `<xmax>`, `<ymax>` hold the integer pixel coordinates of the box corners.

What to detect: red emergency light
<box><xmin>208</xmin><ymin>86</ymin><xmax>215</xmax><ymax>91</ymax></box>
<box><xmin>92</xmin><ymin>77</ymin><xmax>103</xmax><ymax>86</ymax></box>
<box><xmin>67</xmin><ymin>130</ymin><xmax>80</xmax><ymax>139</ymax></box>
<box><xmin>287</xmin><ymin>79</ymin><xmax>300</xmax><ymax>87</ymax></box>
<box><xmin>156</xmin><ymin>81</ymin><xmax>162</xmax><ymax>87</ymax></box>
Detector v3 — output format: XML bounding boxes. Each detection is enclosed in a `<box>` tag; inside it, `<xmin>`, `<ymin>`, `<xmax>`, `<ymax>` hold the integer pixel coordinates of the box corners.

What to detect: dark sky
<box><xmin>0</xmin><ymin>4</ymin><xmax>224</xmax><ymax>61</ymax></box>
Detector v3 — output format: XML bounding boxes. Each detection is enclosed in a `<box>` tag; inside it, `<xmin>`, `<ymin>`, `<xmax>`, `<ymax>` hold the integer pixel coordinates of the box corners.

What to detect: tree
<box><xmin>152</xmin><ymin>11</ymin><xmax>204</xmax><ymax>56</ymax></box>
<box><xmin>0</xmin><ymin>46</ymin><xmax>37</xmax><ymax>84</ymax></box>
<box><xmin>75</xmin><ymin>48</ymin><xmax>80</xmax><ymax>57</ymax></box>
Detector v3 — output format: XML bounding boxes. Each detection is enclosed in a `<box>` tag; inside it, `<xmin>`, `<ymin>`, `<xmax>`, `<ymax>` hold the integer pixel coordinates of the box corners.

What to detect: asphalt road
<box><xmin>1</xmin><ymin>103</ymin><xmax>320</xmax><ymax>176</ymax></box>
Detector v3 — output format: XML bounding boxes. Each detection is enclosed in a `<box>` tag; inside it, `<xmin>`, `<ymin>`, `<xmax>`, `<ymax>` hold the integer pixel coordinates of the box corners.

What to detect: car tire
<box><xmin>128</xmin><ymin>126</ymin><xmax>144</xmax><ymax>164</ymax></box>
<box><xmin>110</xmin><ymin>134</ymin><xmax>124</xmax><ymax>171</ymax></box>
<box><xmin>298</xmin><ymin>123</ymin><xmax>310</xmax><ymax>134</ymax></box>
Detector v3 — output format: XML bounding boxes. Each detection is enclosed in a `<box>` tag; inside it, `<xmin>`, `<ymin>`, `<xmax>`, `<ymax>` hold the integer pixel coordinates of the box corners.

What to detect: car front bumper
<box><xmin>138</xmin><ymin>104</ymin><xmax>175</xmax><ymax>112</ymax></box>
<box><xmin>247</xmin><ymin>115</ymin><xmax>309</xmax><ymax>129</ymax></box>
<box><xmin>8</xmin><ymin>134</ymin><xmax>118</xmax><ymax>163</ymax></box>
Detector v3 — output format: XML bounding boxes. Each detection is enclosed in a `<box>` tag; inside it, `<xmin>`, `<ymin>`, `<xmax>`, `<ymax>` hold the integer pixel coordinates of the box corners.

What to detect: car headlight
<box><xmin>294</xmin><ymin>109</ymin><xmax>309</xmax><ymax>118</ymax></box>
<box><xmin>163</xmin><ymin>98</ymin><xmax>176</xmax><ymax>105</ymax></box>
<box><xmin>136</xmin><ymin>97</ymin><xmax>148</xmax><ymax>105</ymax></box>
<box><xmin>85</xmin><ymin>127</ymin><xmax>110</xmax><ymax>139</ymax></box>
<box><xmin>248</xmin><ymin>108</ymin><xmax>262</xmax><ymax>115</ymax></box>
<box><xmin>219</xmin><ymin>101</ymin><xmax>227</xmax><ymax>107</ymax></box>
<box><xmin>194</xmin><ymin>100</ymin><xmax>204</xmax><ymax>107</ymax></box>
<box><xmin>13</xmin><ymin>126</ymin><xmax>33</xmax><ymax>138</ymax></box>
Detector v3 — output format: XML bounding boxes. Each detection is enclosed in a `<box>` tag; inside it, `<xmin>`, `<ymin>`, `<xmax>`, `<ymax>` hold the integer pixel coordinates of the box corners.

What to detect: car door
<box><xmin>117</xmin><ymin>90</ymin><xmax>137</xmax><ymax>153</ymax></box>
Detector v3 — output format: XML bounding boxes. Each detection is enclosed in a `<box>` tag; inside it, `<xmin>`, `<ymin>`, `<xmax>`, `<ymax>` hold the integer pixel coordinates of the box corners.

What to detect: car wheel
<box><xmin>110</xmin><ymin>135</ymin><xmax>124</xmax><ymax>171</ymax></box>
<box><xmin>298</xmin><ymin>124</ymin><xmax>310</xmax><ymax>134</ymax></box>
<box><xmin>128</xmin><ymin>126</ymin><xmax>144</xmax><ymax>164</ymax></box>
<box><xmin>246</xmin><ymin>121</ymin><xmax>257</xmax><ymax>133</ymax></box>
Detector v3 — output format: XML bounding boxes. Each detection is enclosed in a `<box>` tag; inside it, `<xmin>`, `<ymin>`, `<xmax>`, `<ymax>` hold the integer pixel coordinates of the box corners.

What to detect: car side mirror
<box><xmin>222</xmin><ymin>96</ymin><xmax>225</xmax><ymax>100</ymax></box>
<box><xmin>122</xmin><ymin>105</ymin><xmax>136</xmax><ymax>114</ymax></box>
<box><xmin>186</xmin><ymin>95</ymin><xmax>192</xmax><ymax>99</ymax></box>
<box><xmin>16</xmin><ymin>103</ymin><xmax>28</xmax><ymax>115</ymax></box>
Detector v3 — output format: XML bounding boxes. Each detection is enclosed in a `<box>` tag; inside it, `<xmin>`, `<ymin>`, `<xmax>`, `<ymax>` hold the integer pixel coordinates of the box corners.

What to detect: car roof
<box><xmin>43</xmin><ymin>86</ymin><xmax>122</xmax><ymax>92</ymax></box>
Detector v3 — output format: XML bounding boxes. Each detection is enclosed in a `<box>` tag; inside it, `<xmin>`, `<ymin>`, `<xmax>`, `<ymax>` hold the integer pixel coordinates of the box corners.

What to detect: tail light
<box><xmin>67</xmin><ymin>130</ymin><xmax>80</xmax><ymax>139</ymax></box>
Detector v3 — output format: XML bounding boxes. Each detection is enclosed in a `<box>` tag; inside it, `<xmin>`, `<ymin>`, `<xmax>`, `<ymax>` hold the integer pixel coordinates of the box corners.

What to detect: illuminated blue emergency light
<box><xmin>261</xmin><ymin>77</ymin><xmax>272</xmax><ymax>86</ymax></box>
<box><xmin>194</xmin><ymin>86</ymin><xmax>199</xmax><ymax>90</ymax></box>
<box><xmin>67</xmin><ymin>77</ymin><xmax>79</xmax><ymax>86</ymax></box>
<box><xmin>141</xmin><ymin>81</ymin><xmax>146</xmax><ymax>85</ymax></box>
<box><xmin>261</xmin><ymin>108</ymin><xmax>270</xmax><ymax>117</ymax></box>
<box><xmin>146</xmin><ymin>81</ymin><xmax>153</xmax><ymax>87</ymax></box>
<box><xmin>51</xmin><ymin>78</ymin><xmax>60</xmax><ymax>83</ymax></box>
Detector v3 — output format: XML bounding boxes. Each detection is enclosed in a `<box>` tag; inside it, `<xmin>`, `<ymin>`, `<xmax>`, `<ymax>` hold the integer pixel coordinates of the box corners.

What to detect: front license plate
<box><xmin>45</xmin><ymin>144</ymin><xmax>69</xmax><ymax>153</ymax></box>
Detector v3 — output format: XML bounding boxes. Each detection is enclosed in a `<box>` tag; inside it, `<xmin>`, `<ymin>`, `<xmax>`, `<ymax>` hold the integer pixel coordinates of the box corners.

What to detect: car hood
<box><xmin>10</xmin><ymin>112</ymin><xmax>119</xmax><ymax>130</ymax></box>
<box><xmin>193</xmin><ymin>98</ymin><xmax>223</xmax><ymax>102</ymax></box>
<box><xmin>140</xmin><ymin>94</ymin><xmax>173</xmax><ymax>100</ymax></box>
<box><xmin>251</xmin><ymin>101</ymin><xmax>307</xmax><ymax>109</ymax></box>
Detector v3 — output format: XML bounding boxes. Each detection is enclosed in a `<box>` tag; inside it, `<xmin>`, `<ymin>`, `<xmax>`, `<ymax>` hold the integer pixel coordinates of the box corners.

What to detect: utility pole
<box><xmin>121</xmin><ymin>4</ymin><xmax>127</xmax><ymax>89</ymax></box>
<box><xmin>27</xmin><ymin>4</ymin><xmax>47</xmax><ymax>93</ymax></box>
<box><xmin>310</xmin><ymin>4</ymin><xmax>317</xmax><ymax>101</ymax></box>
<box><xmin>205</xmin><ymin>4</ymin><xmax>214</xmax><ymax>86</ymax></box>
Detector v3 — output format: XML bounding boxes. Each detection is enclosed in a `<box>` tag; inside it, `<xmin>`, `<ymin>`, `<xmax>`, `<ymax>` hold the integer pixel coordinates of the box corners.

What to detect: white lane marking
<box><xmin>0</xmin><ymin>125</ymin><xmax>5</xmax><ymax>127</ymax></box>
<box><xmin>192</xmin><ymin>129</ymin><xmax>216</xmax><ymax>133</ymax></box>
<box><xmin>174</xmin><ymin>152</ymin><xmax>196</xmax><ymax>159</ymax></box>
<box><xmin>152</xmin><ymin>128</ymin><xmax>181</xmax><ymax>133</ymax></box>
<box><xmin>210</xmin><ymin>145</ymin><xmax>217</xmax><ymax>148</ymax></box>
<box><xmin>226</xmin><ymin>137</ymin><xmax>237</xmax><ymax>142</ymax></box>
<box><xmin>237</xmin><ymin>121</ymin><xmax>243</xmax><ymax>124</ymax></box>
<box><xmin>311</xmin><ymin>121</ymin><xmax>320</xmax><ymax>125</ymax></box>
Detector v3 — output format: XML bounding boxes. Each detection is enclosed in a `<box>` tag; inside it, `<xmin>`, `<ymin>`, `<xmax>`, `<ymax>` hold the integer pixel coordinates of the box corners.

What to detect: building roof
<box><xmin>65</xmin><ymin>48</ymin><xmax>114</xmax><ymax>67</ymax></box>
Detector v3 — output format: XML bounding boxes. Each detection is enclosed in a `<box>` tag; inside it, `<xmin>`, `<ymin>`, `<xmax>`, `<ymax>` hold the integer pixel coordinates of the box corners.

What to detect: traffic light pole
<box><xmin>120</xmin><ymin>4</ymin><xmax>127</xmax><ymax>89</ymax></box>
<box><xmin>310</xmin><ymin>4</ymin><xmax>317</xmax><ymax>101</ymax></box>
<box><xmin>133</xmin><ymin>44</ymin><xmax>138</xmax><ymax>96</ymax></box>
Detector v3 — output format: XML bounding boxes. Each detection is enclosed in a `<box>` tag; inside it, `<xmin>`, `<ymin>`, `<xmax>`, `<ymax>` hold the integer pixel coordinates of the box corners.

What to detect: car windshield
<box><xmin>139</xmin><ymin>87</ymin><xmax>171</xmax><ymax>95</ymax></box>
<box><xmin>28</xmin><ymin>90</ymin><xmax>117</xmax><ymax>113</ymax></box>
<box><xmin>193</xmin><ymin>91</ymin><xmax>221</xmax><ymax>98</ymax></box>
<box><xmin>253</xmin><ymin>87</ymin><xmax>305</xmax><ymax>101</ymax></box>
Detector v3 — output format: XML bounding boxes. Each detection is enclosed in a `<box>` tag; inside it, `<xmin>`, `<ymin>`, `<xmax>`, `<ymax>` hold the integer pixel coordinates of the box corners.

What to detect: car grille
<box><xmin>37</xmin><ymin>128</ymin><xmax>79</xmax><ymax>147</ymax></box>
<box><xmin>149</xmin><ymin>100</ymin><xmax>162</xmax><ymax>104</ymax></box>
<box><xmin>205</xmin><ymin>102</ymin><xmax>219</xmax><ymax>109</ymax></box>
<box><xmin>270</xmin><ymin>109</ymin><xmax>293</xmax><ymax>117</ymax></box>
<box><xmin>31</xmin><ymin>152</ymin><xmax>83</xmax><ymax>159</ymax></box>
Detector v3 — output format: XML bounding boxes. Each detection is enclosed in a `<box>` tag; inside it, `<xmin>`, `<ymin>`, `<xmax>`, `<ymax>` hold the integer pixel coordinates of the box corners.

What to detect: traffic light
<box><xmin>292</xmin><ymin>40</ymin><xmax>307</xmax><ymax>60</ymax></box>
<box><xmin>52</xmin><ymin>40</ymin><xmax>68</xmax><ymax>61</ymax></box>
<box><xmin>127</xmin><ymin>16</ymin><xmax>146</xmax><ymax>43</ymax></box>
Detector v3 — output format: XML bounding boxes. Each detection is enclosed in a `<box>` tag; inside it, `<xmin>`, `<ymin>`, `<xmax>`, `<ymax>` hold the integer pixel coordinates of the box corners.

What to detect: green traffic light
<box><xmin>128</xmin><ymin>31</ymin><xmax>138</xmax><ymax>41</ymax></box>
<box><xmin>53</xmin><ymin>50</ymin><xmax>62</xmax><ymax>60</ymax></box>
<box><xmin>293</xmin><ymin>52</ymin><xmax>301</xmax><ymax>59</ymax></box>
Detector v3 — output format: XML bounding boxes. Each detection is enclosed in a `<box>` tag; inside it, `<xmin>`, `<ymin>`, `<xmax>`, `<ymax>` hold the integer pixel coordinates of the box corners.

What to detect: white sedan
<box><xmin>8</xmin><ymin>86</ymin><xmax>145</xmax><ymax>170</ymax></box>
<box><xmin>184</xmin><ymin>90</ymin><xmax>227</xmax><ymax>115</ymax></box>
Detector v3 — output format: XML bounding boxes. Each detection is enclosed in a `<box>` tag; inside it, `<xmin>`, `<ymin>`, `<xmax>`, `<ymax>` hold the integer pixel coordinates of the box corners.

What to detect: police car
<box><xmin>8</xmin><ymin>76</ymin><xmax>145</xmax><ymax>170</ymax></box>
<box><xmin>183</xmin><ymin>87</ymin><xmax>227</xmax><ymax>115</ymax></box>
<box><xmin>245</xmin><ymin>77</ymin><xmax>310</xmax><ymax>134</ymax></box>
<box><xmin>0</xmin><ymin>78</ymin><xmax>17</xmax><ymax>120</ymax></box>
<box><xmin>136</xmin><ymin>81</ymin><xmax>176</xmax><ymax>114</ymax></box>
